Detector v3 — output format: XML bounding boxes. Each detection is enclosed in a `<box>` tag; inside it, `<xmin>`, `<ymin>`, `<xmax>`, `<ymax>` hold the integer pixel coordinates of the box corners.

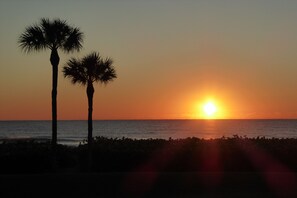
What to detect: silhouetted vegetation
<box><xmin>1</xmin><ymin>137</ymin><xmax>297</xmax><ymax>173</ymax></box>
<box><xmin>18</xmin><ymin>18</ymin><xmax>84</xmax><ymax>146</ymax></box>
<box><xmin>63</xmin><ymin>52</ymin><xmax>116</xmax><ymax>169</ymax></box>
<box><xmin>2</xmin><ymin>137</ymin><xmax>297</xmax><ymax>197</ymax></box>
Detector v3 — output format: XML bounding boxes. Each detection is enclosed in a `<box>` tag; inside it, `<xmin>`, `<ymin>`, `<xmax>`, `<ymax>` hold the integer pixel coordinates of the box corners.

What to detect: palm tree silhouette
<box><xmin>18</xmin><ymin>18</ymin><xmax>83</xmax><ymax>146</ymax></box>
<box><xmin>63</xmin><ymin>52</ymin><xmax>116</xmax><ymax>148</ymax></box>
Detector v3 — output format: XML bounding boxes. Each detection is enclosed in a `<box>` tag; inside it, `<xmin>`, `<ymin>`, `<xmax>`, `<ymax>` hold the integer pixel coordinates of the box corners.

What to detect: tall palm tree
<box><xmin>18</xmin><ymin>18</ymin><xmax>84</xmax><ymax>146</ymax></box>
<box><xmin>63</xmin><ymin>52</ymin><xmax>116</xmax><ymax>147</ymax></box>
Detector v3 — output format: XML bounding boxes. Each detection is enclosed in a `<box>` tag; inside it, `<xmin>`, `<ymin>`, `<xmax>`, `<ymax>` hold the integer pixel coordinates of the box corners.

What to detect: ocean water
<box><xmin>1</xmin><ymin>120</ymin><xmax>297</xmax><ymax>146</ymax></box>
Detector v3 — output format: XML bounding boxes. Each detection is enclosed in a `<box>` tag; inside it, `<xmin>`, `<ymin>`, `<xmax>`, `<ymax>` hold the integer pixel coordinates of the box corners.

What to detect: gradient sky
<box><xmin>1</xmin><ymin>0</ymin><xmax>297</xmax><ymax>120</ymax></box>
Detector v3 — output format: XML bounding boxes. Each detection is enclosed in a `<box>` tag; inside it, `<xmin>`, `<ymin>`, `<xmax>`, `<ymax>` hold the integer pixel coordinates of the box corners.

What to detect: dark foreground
<box><xmin>1</xmin><ymin>172</ymin><xmax>297</xmax><ymax>197</ymax></box>
<box><xmin>1</xmin><ymin>137</ymin><xmax>297</xmax><ymax>197</ymax></box>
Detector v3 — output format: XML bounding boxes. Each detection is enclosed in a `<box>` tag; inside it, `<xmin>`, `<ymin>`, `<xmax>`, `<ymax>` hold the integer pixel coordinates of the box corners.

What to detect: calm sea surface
<box><xmin>1</xmin><ymin>120</ymin><xmax>297</xmax><ymax>146</ymax></box>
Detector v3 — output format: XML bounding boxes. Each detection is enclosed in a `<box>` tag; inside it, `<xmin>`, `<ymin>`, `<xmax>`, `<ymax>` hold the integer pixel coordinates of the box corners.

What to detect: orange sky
<box><xmin>1</xmin><ymin>1</ymin><xmax>297</xmax><ymax>120</ymax></box>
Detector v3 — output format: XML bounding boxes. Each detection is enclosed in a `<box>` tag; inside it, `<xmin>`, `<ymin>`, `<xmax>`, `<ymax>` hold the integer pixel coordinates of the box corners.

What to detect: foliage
<box><xmin>63</xmin><ymin>52</ymin><xmax>116</xmax><ymax>85</ymax></box>
<box><xmin>18</xmin><ymin>18</ymin><xmax>83</xmax><ymax>53</ymax></box>
<box><xmin>1</xmin><ymin>137</ymin><xmax>297</xmax><ymax>173</ymax></box>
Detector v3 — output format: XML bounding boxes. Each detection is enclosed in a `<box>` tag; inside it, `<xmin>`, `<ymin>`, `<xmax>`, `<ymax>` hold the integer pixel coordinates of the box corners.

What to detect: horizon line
<box><xmin>1</xmin><ymin>118</ymin><xmax>297</xmax><ymax>121</ymax></box>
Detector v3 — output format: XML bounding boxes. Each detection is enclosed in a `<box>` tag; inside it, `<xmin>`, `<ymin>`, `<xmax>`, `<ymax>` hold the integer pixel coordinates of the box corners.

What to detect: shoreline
<box><xmin>2</xmin><ymin>120</ymin><xmax>297</xmax><ymax>142</ymax></box>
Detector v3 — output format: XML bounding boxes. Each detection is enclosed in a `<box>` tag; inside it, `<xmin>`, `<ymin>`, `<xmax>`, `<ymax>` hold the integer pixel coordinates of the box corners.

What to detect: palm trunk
<box><xmin>50</xmin><ymin>48</ymin><xmax>60</xmax><ymax>146</ymax></box>
<box><xmin>87</xmin><ymin>83</ymin><xmax>94</xmax><ymax>145</ymax></box>
<box><xmin>87</xmin><ymin>83</ymin><xmax>94</xmax><ymax>170</ymax></box>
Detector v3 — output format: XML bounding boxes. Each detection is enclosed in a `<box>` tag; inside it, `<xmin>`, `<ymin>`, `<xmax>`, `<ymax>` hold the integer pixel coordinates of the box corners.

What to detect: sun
<box><xmin>203</xmin><ymin>102</ymin><xmax>217</xmax><ymax>117</ymax></box>
<box><xmin>193</xmin><ymin>98</ymin><xmax>224</xmax><ymax>119</ymax></box>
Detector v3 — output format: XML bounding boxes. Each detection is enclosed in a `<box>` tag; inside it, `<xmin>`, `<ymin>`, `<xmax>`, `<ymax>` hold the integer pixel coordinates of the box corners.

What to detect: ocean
<box><xmin>1</xmin><ymin>120</ymin><xmax>297</xmax><ymax>146</ymax></box>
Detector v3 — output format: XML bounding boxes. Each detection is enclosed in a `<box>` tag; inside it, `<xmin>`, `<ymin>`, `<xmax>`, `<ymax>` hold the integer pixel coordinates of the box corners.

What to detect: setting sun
<box><xmin>193</xmin><ymin>97</ymin><xmax>227</xmax><ymax>119</ymax></box>
<box><xmin>202</xmin><ymin>101</ymin><xmax>217</xmax><ymax>118</ymax></box>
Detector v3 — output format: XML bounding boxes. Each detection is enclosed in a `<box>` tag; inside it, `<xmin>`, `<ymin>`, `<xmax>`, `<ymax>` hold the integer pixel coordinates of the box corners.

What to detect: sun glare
<box><xmin>193</xmin><ymin>98</ymin><xmax>225</xmax><ymax>119</ymax></box>
<box><xmin>203</xmin><ymin>102</ymin><xmax>217</xmax><ymax>118</ymax></box>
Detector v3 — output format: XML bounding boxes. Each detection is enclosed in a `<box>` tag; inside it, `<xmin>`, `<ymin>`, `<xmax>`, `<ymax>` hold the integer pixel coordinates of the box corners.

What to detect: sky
<box><xmin>1</xmin><ymin>0</ymin><xmax>297</xmax><ymax>120</ymax></box>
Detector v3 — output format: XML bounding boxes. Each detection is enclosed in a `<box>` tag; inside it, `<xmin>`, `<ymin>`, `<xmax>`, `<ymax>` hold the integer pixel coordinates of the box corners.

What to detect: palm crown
<box><xmin>63</xmin><ymin>52</ymin><xmax>116</xmax><ymax>85</ymax></box>
<box><xmin>18</xmin><ymin>18</ymin><xmax>83</xmax><ymax>53</ymax></box>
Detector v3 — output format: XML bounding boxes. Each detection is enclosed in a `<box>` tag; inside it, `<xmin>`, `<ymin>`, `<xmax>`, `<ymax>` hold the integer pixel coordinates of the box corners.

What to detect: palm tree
<box><xmin>63</xmin><ymin>52</ymin><xmax>116</xmax><ymax>148</ymax></box>
<box><xmin>18</xmin><ymin>18</ymin><xmax>83</xmax><ymax>146</ymax></box>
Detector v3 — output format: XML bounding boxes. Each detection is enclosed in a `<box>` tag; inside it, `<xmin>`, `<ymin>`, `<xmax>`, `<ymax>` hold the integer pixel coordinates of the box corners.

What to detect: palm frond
<box><xmin>53</xmin><ymin>18</ymin><xmax>70</xmax><ymax>42</ymax></box>
<box><xmin>63</xmin><ymin>58</ymin><xmax>88</xmax><ymax>85</ymax></box>
<box><xmin>82</xmin><ymin>52</ymin><xmax>100</xmax><ymax>81</ymax></box>
<box><xmin>62</xmin><ymin>27</ymin><xmax>84</xmax><ymax>52</ymax></box>
<box><xmin>40</xmin><ymin>18</ymin><xmax>55</xmax><ymax>47</ymax></box>
<box><xmin>82</xmin><ymin>52</ymin><xmax>100</xmax><ymax>67</ymax></box>
<box><xmin>18</xmin><ymin>25</ymin><xmax>47</xmax><ymax>53</ymax></box>
<box><xmin>100</xmin><ymin>66</ymin><xmax>117</xmax><ymax>84</ymax></box>
<box><xmin>96</xmin><ymin>57</ymin><xmax>117</xmax><ymax>84</ymax></box>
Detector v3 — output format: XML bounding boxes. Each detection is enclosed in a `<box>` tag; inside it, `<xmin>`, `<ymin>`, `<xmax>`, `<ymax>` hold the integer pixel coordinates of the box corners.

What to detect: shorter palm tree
<box><xmin>63</xmin><ymin>52</ymin><xmax>116</xmax><ymax>148</ymax></box>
